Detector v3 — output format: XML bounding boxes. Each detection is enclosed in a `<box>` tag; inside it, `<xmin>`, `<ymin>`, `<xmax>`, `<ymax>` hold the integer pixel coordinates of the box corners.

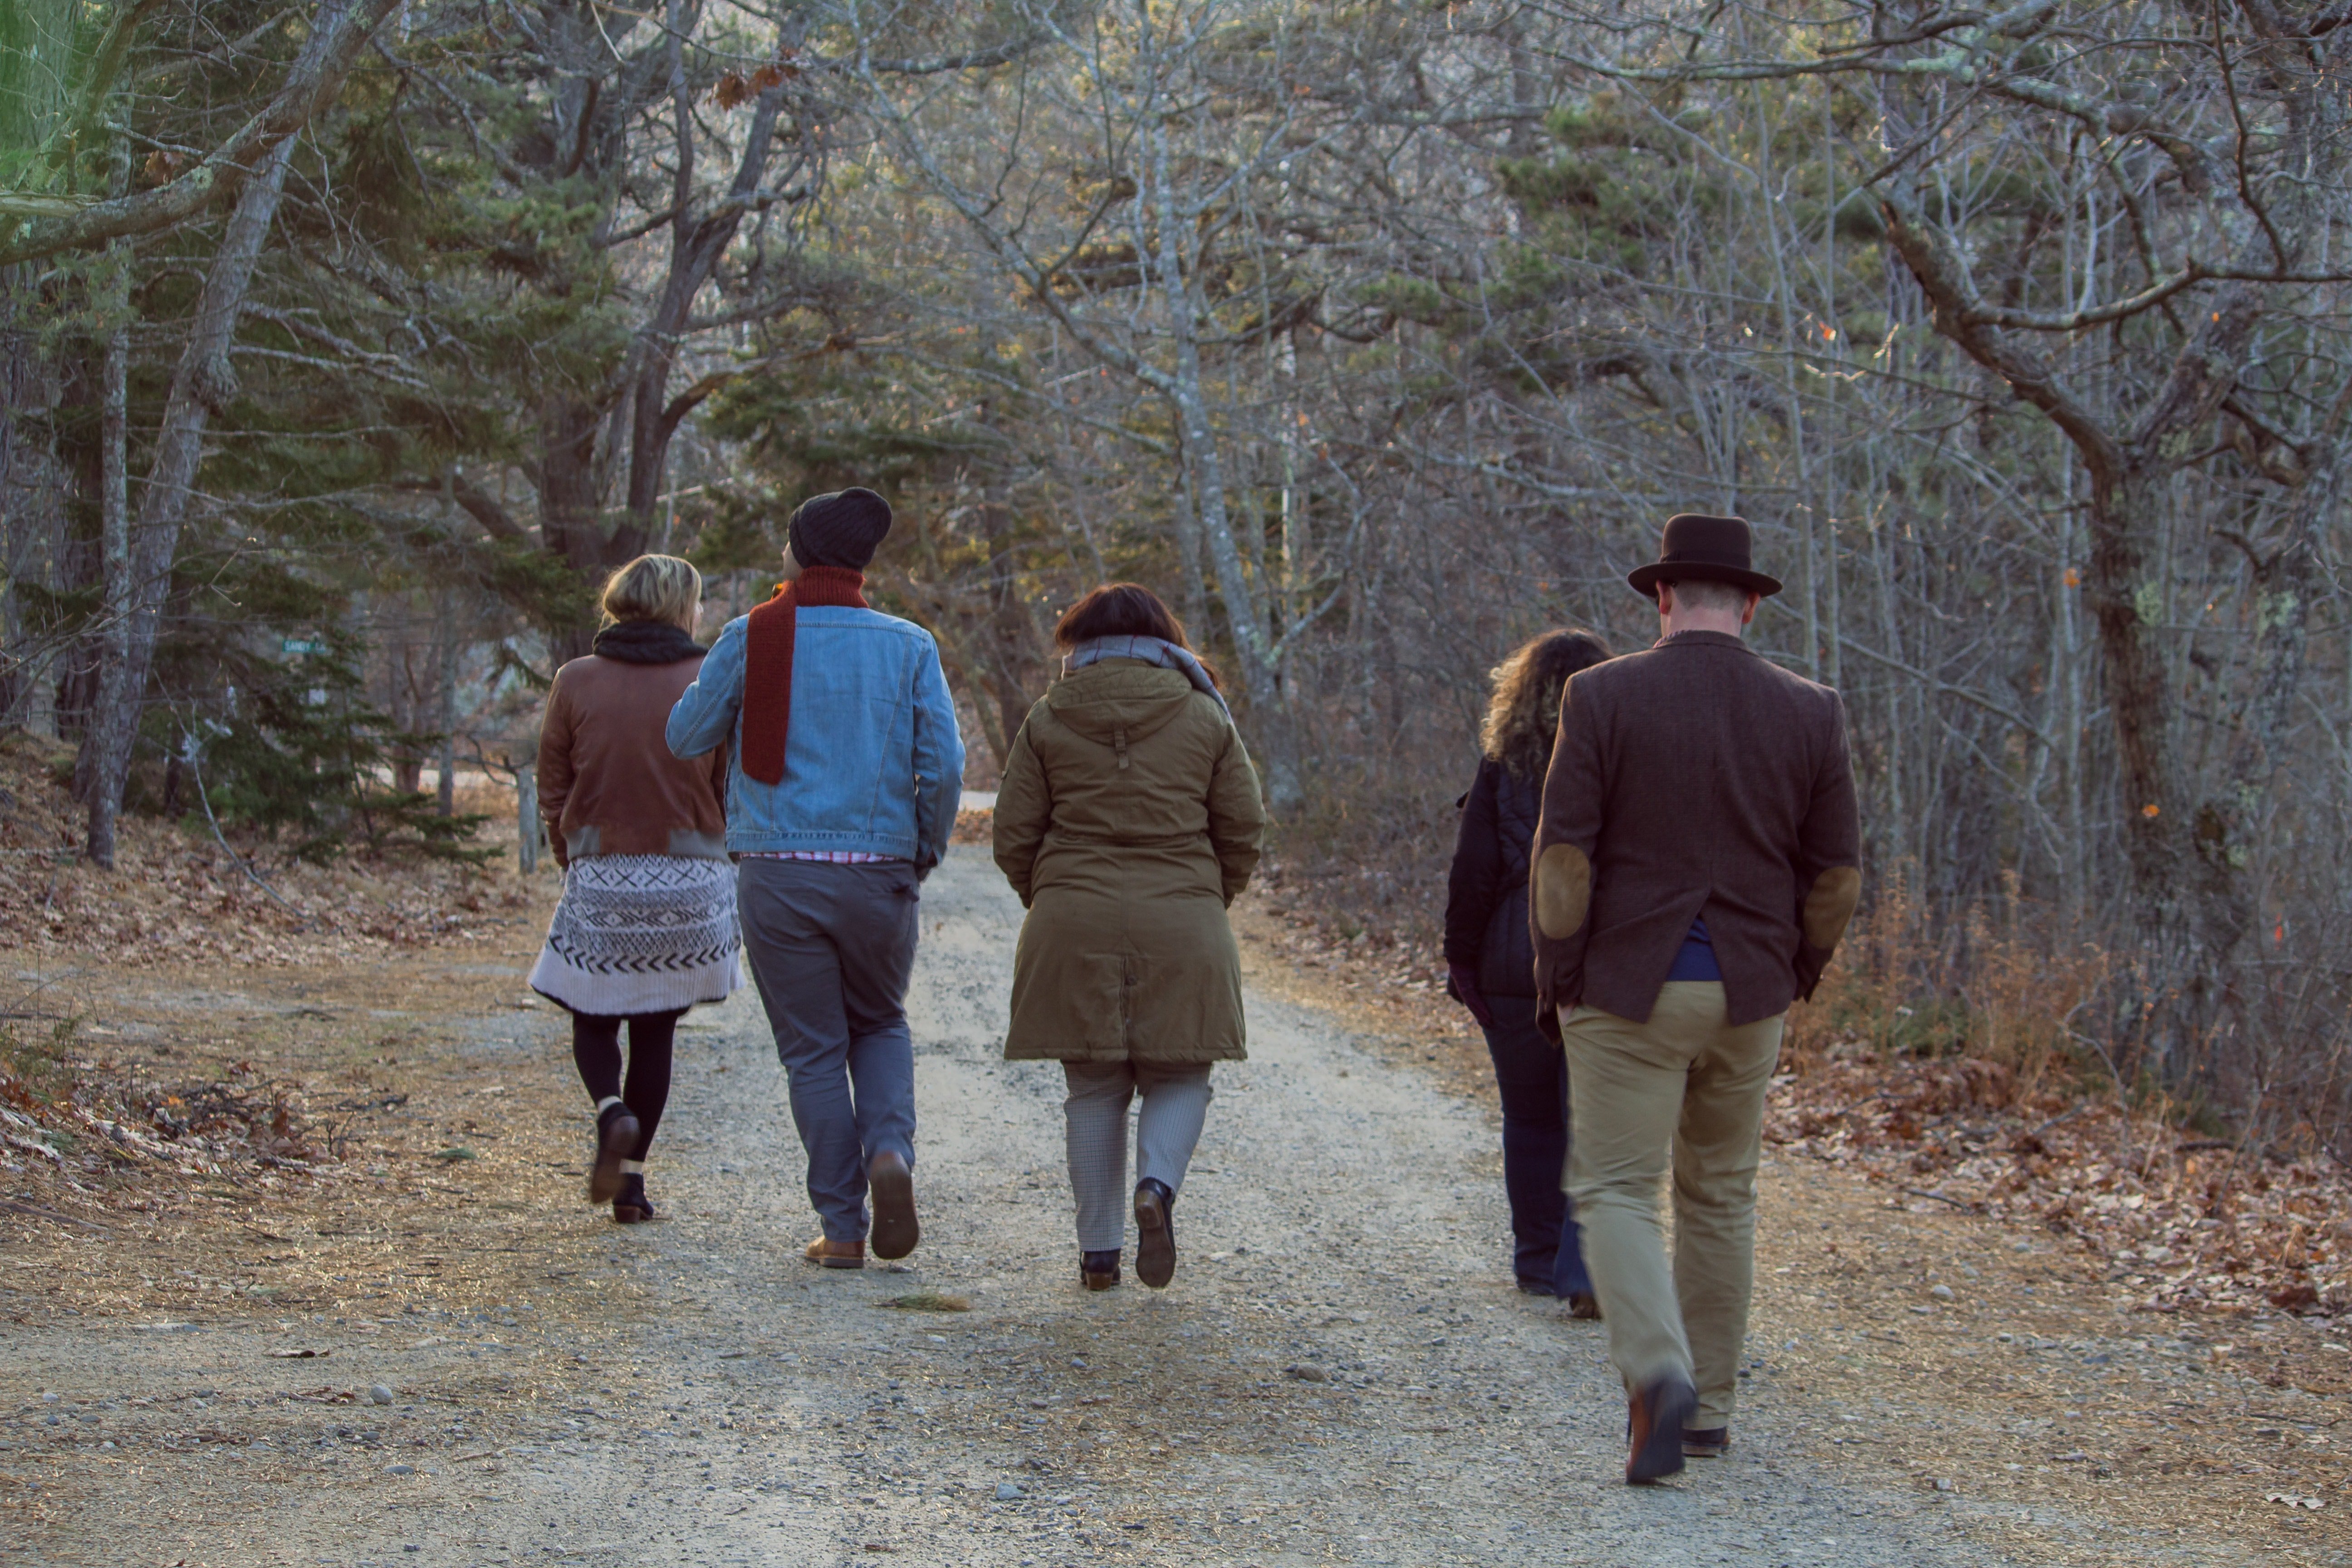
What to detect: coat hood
<box><xmin>1044</xmin><ymin>661</ymin><xmax>1200</xmax><ymax>747</ymax></box>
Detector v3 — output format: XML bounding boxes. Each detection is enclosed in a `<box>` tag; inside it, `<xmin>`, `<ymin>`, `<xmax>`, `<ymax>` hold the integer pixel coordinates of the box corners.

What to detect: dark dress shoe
<box><xmin>1133</xmin><ymin>1179</ymin><xmax>1176</xmax><ymax>1289</ymax></box>
<box><xmin>867</xmin><ymin>1150</ymin><xmax>920</xmax><ymax>1260</ymax></box>
<box><xmin>1625</xmin><ymin>1376</ymin><xmax>1697</xmax><ymax>1485</ymax></box>
<box><xmin>1566</xmin><ymin>1291</ymin><xmax>1602</xmax><ymax>1320</ymax></box>
<box><xmin>1682</xmin><ymin>1426</ymin><xmax>1732</xmax><ymax>1458</ymax></box>
<box><xmin>1081</xmin><ymin>1250</ymin><xmax>1121</xmax><ymax>1291</ymax></box>
<box><xmin>588</xmin><ymin>1104</ymin><xmax>640</xmax><ymax>1205</ymax></box>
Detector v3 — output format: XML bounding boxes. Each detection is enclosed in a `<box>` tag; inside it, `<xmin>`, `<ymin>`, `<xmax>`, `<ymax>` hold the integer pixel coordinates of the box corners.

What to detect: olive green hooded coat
<box><xmin>993</xmin><ymin>660</ymin><xmax>1266</xmax><ymax>1063</ymax></box>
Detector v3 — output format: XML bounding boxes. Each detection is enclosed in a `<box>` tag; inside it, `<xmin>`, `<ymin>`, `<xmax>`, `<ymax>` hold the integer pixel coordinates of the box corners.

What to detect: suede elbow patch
<box><xmin>1803</xmin><ymin>866</ymin><xmax>1862</xmax><ymax>950</ymax></box>
<box><xmin>1535</xmin><ymin>844</ymin><xmax>1592</xmax><ymax>940</ymax></box>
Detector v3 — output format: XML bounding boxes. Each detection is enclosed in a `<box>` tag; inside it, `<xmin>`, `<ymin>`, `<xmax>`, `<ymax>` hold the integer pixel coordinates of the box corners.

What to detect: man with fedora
<box><xmin>1529</xmin><ymin>513</ymin><xmax>1860</xmax><ymax>1483</ymax></box>
<box><xmin>669</xmin><ymin>487</ymin><xmax>965</xmax><ymax>1269</ymax></box>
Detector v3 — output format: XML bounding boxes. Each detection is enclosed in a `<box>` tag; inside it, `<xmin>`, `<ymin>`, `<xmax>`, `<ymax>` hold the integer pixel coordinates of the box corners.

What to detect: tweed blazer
<box><xmin>1529</xmin><ymin>629</ymin><xmax>1862</xmax><ymax>1033</ymax></box>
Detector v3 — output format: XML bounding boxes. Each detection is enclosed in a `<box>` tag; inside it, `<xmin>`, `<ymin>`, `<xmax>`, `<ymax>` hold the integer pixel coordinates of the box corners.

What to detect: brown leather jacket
<box><xmin>1529</xmin><ymin>629</ymin><xmax>1861</xmax><ymax>1033</ymax></box>
<box><xmin>538</xmin><ymin>652</ymin><xmax>729</xmax><ymax>866</ymax></box>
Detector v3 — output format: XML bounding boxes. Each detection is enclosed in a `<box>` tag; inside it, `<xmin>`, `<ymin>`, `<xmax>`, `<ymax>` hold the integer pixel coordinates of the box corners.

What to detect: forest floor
<box><xmin>1</xmin><ymin>816</ymin><xmax>2348</xmax><ymax>1565</ymax></box>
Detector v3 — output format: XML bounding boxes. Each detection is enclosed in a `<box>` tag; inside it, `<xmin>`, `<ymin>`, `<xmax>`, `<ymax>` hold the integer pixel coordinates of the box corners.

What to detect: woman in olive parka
<box><xmin>993</xmin><ymin>584</ymin><xmax>1266</xmax><ymax>1291</ymax></box>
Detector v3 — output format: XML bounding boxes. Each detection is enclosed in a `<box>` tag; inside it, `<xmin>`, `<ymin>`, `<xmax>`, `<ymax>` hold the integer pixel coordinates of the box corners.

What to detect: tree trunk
<box><xmin>434</xmin><ymin>590</ymin><xmax>457</xmax><ymax>817</ymax></box>
<box><xmin>1167</xmin><ymin>424</ymin><xmax>1210</xmax><ymax>632</ymax></box>
<box><xmin>2082</xmin><ymin>465</ymin><xmax>2184</xmax><ymax>916</ymax></box>
<box><xmin>2094</xmin><ymin>287</ymin><xmax>2265</xmax><ymax>1069</ymax></box>
<box><xmin>536</xmin><ymin>397</ymin><xmax>609</xmax><ymax>664</ymax></box>
<box><xmin>1147</xmin><ymin>118</ymin><xmax>1298</xmax><ymax>810</ymax></box>
<box><xmin>979</xmin><ymin>500</ymin><xmax>1040</xmax><ymax>753</ymax></box>
<box><xmin>82</xmin><ymin>121</ymin><xmax>134</xmax><ymax>862</ymax></box>
<box><xmin>2183</xmin><ymin>400</ymin><xmax>2347</xmax><ymax>1014</ymax></box>
<box><xmin>83</xmin><ymin>297</ymin><xmax>129</xmax><ymax>864</ymax></box>
<box><xmin>619</xmin><ymin>49</ymin><xmax>785</xmax><ymax>551</ymax></box>
<box><xmin>0</xmin><ymin>261</ymin><xmax>46</xmax><ymax>725</ymax></box>
<box><xmin>80</xmin><ymin>134</ymin><xmax>301</xmax><ymax>862</ymax></box>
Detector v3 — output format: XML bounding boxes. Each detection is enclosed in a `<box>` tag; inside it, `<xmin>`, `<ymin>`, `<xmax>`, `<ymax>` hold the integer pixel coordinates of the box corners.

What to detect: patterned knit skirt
<box><xmin>528</xmin><ymin>853</ymin><xmax>742</xmax><ymax>1016</ymax></box>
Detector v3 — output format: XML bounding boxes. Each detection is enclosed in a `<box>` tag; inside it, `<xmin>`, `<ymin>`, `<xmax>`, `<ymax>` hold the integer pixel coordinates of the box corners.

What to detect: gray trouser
<box><xmin>1063</xmin><ymin>1061</ymin><xmax>1213</xmax><ymax>1251</ymax></box>
<box><xmin>738</xmin><ymin>858</ymin><xmax>921</xmax><ymax>1243</ymax></box>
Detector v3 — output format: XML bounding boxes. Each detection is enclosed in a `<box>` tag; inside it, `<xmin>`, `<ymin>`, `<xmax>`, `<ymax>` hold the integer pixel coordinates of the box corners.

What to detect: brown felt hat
<box><xmin>1627</xmin><ymin>513</ymin><xmax>1782</xmax><ymax>600</ymax></box>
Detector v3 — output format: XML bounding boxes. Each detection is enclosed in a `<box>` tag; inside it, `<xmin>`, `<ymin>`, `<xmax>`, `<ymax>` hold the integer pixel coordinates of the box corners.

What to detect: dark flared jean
<box><xmin>1482</xmin><ymin>993</ymin><xmax>1592</xmax><ymax>1296</ymax></box>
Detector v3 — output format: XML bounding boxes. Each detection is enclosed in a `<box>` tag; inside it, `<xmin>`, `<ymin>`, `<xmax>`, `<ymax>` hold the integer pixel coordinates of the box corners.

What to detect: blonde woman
<box><xmin>1444</xmin><ymin>628</ymin><xmax>1611</xmax><ymax>1308</ymax></box>
<box><xmin>530</xmin><ymin>555</ymin><xmax>740</xmax><ymax>1222</ymax></box>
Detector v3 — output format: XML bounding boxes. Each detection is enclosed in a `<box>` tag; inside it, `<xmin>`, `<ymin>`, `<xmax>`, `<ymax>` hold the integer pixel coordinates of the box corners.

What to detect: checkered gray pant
<box><xmin>1062</xmin><ymin>1061</ymin><xmax>1214</xmax><ymax>1251</ymax></box>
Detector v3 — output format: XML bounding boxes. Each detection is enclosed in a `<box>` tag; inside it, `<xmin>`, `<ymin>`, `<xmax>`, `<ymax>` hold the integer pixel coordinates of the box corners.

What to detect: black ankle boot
<box><xmin>612</xmin><ymin>1172</ymin><xmax>655</xmax><ymax>1224</ymax></box>
<box><xmin>1133</xmin><ymin>1179</ymin><xmax>1176</xmax><ymax>1289</ymax></box>
<box><xmin>1080</xmin><ymin>1250</ymin><xmax>1120</xmax><ymax>1291</ymax></box>
<box><xmin>588</xmin><ymin>1102</ymin><xmax>640</xmax><ymax>1205</ymax></box>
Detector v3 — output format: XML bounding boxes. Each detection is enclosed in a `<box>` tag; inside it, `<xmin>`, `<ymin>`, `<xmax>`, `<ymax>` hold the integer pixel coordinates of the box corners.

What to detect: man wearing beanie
<box><xmin>668</xmin><ymin>487</ymin><xmax>965</xmax><ymax>1269</ymax></box>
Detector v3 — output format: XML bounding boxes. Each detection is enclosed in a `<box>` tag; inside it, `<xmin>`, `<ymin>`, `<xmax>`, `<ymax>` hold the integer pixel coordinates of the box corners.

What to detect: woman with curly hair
<box><xmin>1446</xmin><ymin>627</ymin><xmax>1612</xmax><ymax>1311</ymax></box>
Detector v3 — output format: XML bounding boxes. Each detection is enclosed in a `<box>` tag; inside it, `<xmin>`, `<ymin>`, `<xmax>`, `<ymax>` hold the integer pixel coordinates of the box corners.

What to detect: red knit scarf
<box><xmin>742</xmin><ymin>565</ymin><xmax>870</xmax><ymax>785</ymax></box>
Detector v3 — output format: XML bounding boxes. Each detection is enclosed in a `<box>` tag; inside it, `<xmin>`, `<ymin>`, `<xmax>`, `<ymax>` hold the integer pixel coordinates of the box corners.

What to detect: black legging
<box><xmin>570</xmin><ymin>1009</ymin><xmax>683</xmax><ymax>1162</ymax></box>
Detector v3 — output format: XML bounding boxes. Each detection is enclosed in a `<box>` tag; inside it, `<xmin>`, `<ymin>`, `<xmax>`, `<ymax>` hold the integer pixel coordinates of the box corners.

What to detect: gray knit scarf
<box><xmin>1062</xmin><ymin>635</ymin><xmax>1231</xmax><ymax>719</ymax></box>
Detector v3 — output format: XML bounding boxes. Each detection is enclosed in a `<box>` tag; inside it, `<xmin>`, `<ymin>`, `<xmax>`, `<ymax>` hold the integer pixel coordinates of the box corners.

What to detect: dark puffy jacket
<box><xmin>1444</xmin><ymin>756</ymin><xmax>1544</xmax><ymax>998</ymax></box>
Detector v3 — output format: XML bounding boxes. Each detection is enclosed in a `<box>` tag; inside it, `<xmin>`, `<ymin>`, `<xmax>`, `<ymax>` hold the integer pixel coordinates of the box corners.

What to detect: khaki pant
<box><xmin>1561</xmin><ymin>981</ymin><xmax>1785</xmax><ymax>1428</ymax></box>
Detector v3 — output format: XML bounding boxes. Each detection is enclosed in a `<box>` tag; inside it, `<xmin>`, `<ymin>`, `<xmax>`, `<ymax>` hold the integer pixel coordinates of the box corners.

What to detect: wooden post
<box><xmin>516</xmin><ymin>763</ymin><xmax>539</xmax><ymax>874</ymax></box>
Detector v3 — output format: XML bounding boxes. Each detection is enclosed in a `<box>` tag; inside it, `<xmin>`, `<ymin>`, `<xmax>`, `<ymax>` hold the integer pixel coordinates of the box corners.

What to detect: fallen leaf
<box><xmin>872</xmin><ymin>1290</ymin><xmax>969</xmax><ymax>1313</ymax></box>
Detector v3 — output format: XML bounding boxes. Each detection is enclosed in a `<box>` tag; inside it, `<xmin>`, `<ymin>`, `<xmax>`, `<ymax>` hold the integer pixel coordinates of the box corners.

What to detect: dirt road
<box><xmin>2</xmin><ymin>849</ymin><xmax>2321</xmax><ymax>1565</ymax></box>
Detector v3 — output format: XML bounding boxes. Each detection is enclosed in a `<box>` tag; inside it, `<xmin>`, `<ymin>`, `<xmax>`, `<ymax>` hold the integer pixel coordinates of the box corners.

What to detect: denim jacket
<box><xmin>665</xmin><ymin>605</ymin><xmax>966</xmax><ymax>869</ymax></box>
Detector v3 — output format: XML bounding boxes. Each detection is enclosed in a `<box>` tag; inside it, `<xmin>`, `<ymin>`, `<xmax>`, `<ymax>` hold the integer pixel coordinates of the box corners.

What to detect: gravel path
<box><xmin>6</xmin><ymin>848</ymin><xmax>2189</xmax><ymax>1565</ymax></box>
<box><xmin>415</xmin><ymin>848</ymin><xmax>2038</xmax><ymax>1568</ymax></box>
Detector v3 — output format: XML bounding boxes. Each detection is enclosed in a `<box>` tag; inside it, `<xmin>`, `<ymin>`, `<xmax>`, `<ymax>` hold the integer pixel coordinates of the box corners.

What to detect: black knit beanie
<box><xmin>787</xmin><ymin>487</ymin><xmax>893</xmax><ymax>570</ymax></box>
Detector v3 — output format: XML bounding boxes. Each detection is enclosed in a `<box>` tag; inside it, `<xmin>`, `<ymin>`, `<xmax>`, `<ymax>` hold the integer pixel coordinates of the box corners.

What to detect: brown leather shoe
<box><xmin>1682</xmin><ymin>1426</ymin><xmax>1732</xmax><ymax>1458</ymax></box>
<box><xmin>867</xmin><ymin>1150</ymin><xmax>920</xmax><ymax>1261</ymax></box>
<box><xmin>804</xmin><ymin>1235</ymin><xmax>865</xmax><ymax>1269</ymax></box>
<box><xmin>1566</xmin><ymin>1291</ymin><xmax>1602</xmax><ymax>1320</ymax></box>
<box><xmin>1626</xmin><ymin>1376</ymin><xmax>1697</xmax><ymax>1485</ymax></box>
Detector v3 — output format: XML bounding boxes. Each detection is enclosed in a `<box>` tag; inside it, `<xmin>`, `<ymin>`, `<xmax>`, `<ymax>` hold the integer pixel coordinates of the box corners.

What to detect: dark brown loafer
<box><xmin>1681</xmin><ymin>1426</ymin><xmax>1731</xmax><ymax>1458</ymax></box>
<box><xmin>587</xmin><ymin>1105</ymin><xmax>640</xmax><ymax>1205</ymax></box>
<box><xmin>1081</xmin><ymin>1250</ymin><xmax>1120</xmax><ymax>1291</ymax></box>
<box><xmin>1626</xmin><ymin>1376</ymin><xmax>1697</xmax><ymax>1485</ymax></box>
<box><xmin>867</xmin><ymin>1150</ymin><xmax>919</xmax><ymax>1261</ymax></box>
<box><xmin>1566</xmin><ymin>1291</ymin><xmax>1602</xmax><ymax>1320</ymax></box>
